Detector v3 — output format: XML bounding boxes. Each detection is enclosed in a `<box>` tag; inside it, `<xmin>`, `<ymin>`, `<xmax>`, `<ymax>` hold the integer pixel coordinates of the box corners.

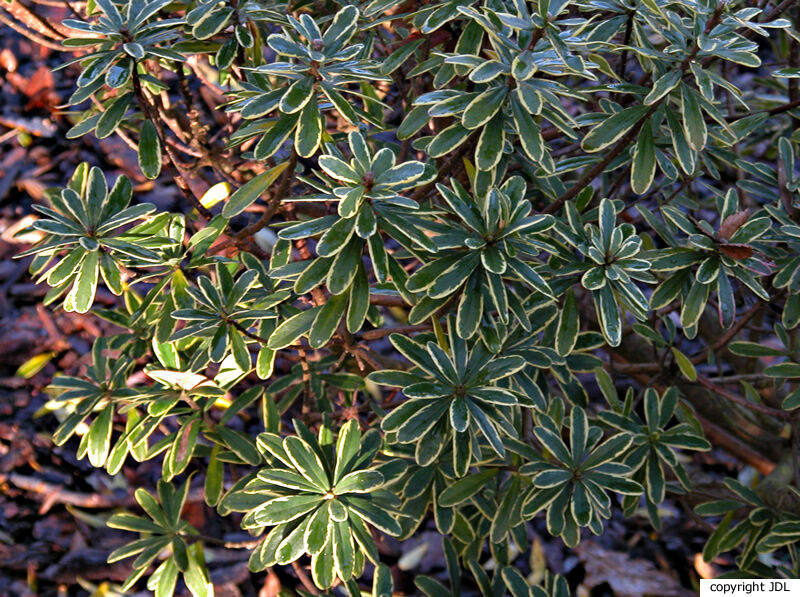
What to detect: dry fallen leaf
<box><xmin>1</xmin><ymin>214</ymin><xmax>45</xmax><ymax>245</ymax></box>
<box><xmin>693</xmin><ymin>552</ymin><xmax>715</xmax><ymax>579</ymax></box>
<box><xmin>24</xmin><ymin>66</ymin><xmax>58</xmax><ymax>110</ymax></box>
<box><xmin>260</xmin><ymin>570</ymin><xmax>282</xmax><ymax>597</ymax></box>
<box><xmin>0</xmin><ymin>48</ymin><xmax>17</xmax><ymax>72</ymax></box>
<box><xmin>576</xmin><ymin>541</ymin><xmax>685</xmax><ymax>597</ymax></box>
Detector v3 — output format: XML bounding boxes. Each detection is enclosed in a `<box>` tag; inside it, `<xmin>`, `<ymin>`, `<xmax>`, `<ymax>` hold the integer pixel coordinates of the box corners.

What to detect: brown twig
<box><xmin>131</xmin><ymin>69</ymin><xmax>213</xmax><ymax>219</ymax></box>
<box><xmin>609</xmin><ymin>357</ymin><xmax>777</xmax><ymax>475</ymax></box>
<box><xmin>291</xmin><ymin>562</ymin><xmax>320</xmax><ymax>595</ymax></box>
<box><xmin>234</xmin><ymin>150</ymin><xmax>298</xmax><ymax>241</ymax></box>
<box><xmin>695</xmin><ymin>375</ymin><xmax>792</xmax><ymax>420</ymax></box>
<box><xmin>543</xmin><ymin>104</ymin><xmax>659</xmax><ymax>214</ymax></box>
<box><xmin>357</xmin><ymin>324</ymin><xmax>431</xmax><ymax>341</ymax></box>
<box><xmin>369</xmin><ymin>294</ymin><xmax>409</xmax><ymax>307</ymax></box>
<box><xmin>691</xmin><ymin>301</ymin><xmax>764</xmax><ymax>365</ymax></box>
<box><xmin>0</xmin><ymin>7</ymin><xmax>66</xmax><ymax>50</ymax></box>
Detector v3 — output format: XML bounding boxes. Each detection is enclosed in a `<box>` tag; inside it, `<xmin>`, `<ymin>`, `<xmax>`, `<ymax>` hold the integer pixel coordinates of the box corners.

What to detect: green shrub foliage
<box><xmin>19</xmin><ymin>0</ymin><xmax>800</xmax><ymax>593</ymax></box>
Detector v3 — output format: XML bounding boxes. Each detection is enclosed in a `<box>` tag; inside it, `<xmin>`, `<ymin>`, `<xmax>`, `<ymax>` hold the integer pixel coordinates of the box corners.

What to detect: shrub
<box><xmin>15</xmin><ymin>0</ymin><xmax>800</xmax><ymax>594</ymax></box>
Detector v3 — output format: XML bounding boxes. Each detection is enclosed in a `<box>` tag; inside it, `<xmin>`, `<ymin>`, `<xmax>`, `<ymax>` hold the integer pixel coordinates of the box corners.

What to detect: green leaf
<box><xmin>96</xmin><ymin>93</ymin><xmax>132</xmax><ymax>139</ymax></box>
<box><xmin>284</xmin><ymin>436</ymin><xmax>330</xmax><ymax>490</ymax></box>
<box><xmin>151</xmin><ymin>558</ymin><xmax>186</xmax><ymax>593</ymax></box>
<box><xmin>438</xmin><ymin>469</ymin><xmax>498</xmax><ymax>506</ymax></box>
<box><xmin>728</xmin><ymin>342</ymin><xmax>786</xmax><ymax>357</ymax></box>
<box><xmin>630</xmin><ymin>121</ymin><xmax>655</xmax><ymax>194</ymax></box>
<box><xmin>764</xmin><ymin>362</ymin><xmax>800</xmax><ymax>378</ymax></box>
<box><xmin>327</xmin><ymin>237</ymin><xmax>363</xmax><ymax>294</ymax></box>
<box><xmin>373</xmin><ymin>564</ymin><xmax>393</xmax><ymax>597</ymax></box>
<box><xmin>46</xmin><ymin>248</ymin><xmax>84</xmax><ymax>286</ymax></box>
<box><xmin>318</xmin><ymin>156</ymin><xmax>360</xmax><ymax>184</ymax></box>
<box><xmin>108</xmin><ymin>513</ymin><xmax>164</xmax><ymax>533</ymax></box>
<box><xmin>665</xmin><ymin>107</ymin><xmax>695</xmax><ymax>175</ymax></box>
<box><xmin>702</xmin><ymin>511</ymin><xmax>734</xmax><ymax>563</ymax></box>
<box><xmin>680</xmin><ymin>279</ymin><xmax>709</xmax><ymax>330</ymax></box>
<box><xmin>172</xmin><ymin>536</ymin><xmax>189</xmax><ymax>572</ymax></box>
<box><xmin>681</xmin><ymin>84</ymin><xmax>706</xmax><ymax>151</ymax></box>
<box><xmin>280</xmin><ymin>76</ymin><xmax>316</xmax><ymax>114</ymax></box>
<box><xmin>276</xmin><ymin>516</ymin><xmax>312</xmax><ymax>564</ymax></box>
<box><xmin>193</xmin><ymin>7</ymin><xmax>233</xmax><ymax>39</ymax></box>
<box><xmin>295</xmin><ymin>94</ymin><xmax>322</xmax><ymax>157</ymax></box>
<box><xmin>217</xmin><ymin>426</ymin><xmax>262</xmax><ymax>465</ymax></box>
<box><xmin>268</xmin><ymin>308</ymin><xmax>319</xmax><ymax>349</ymax></box>
<box><xmin>583</xmin><ymin>434</ymin><xmax>633</xmax><ymax>470</ymax></box>
<box><xmin>570</xmin><ymin>406</ymin><xmax>588</xmax><ymax>460</ymax></box>
<box><xmin>333</xmin><ymin>419</ymin><xmax>361</xmax><ymax>484</ymax></box>
<box><xmin>475</xmin><ymin>113</ymin><xmax>506</xmax><ymax>170</ymax></box>
<box><xmin>347</xmin><ymin>265</ymin><xmax>369</xmax><ymax>333</ymax></box>
<box><xmin>398</xmin><ymin>105</ymin><xmax>431</xmax><ymax>140</ymax></box>
<box><xmin>378</xmin><ymin>161</ymin><xmax>425</xmax><ymax>186</ymax></box>
<box><xmin>66</xmin><ymin>249</ymin><xmax>99</xmax><ymax>313</ymax></box>
<box><xmin>87</xmin><ymin>403</ymin><xmax>113</xmax><ymax>467</ymax></box>
<box><xmin>184</xmin><ymin>543</ymin><xmax>213</xmax><ymax>597</ymax></box>
<box><xmin>254</xmin><ymin>113</ymin><xmax>300</xmax><ymax>159</ymax></box>
<box><xmin>382</xmin><ymin>39</ymin><xmax>424</xmax><ymax>75</ymax></box>
<box><xmin>581</xmin><ymin>105</ymin><xmax>650</xmax><ymax>153</ymax></box>
<box><xmin>670</xmin><ymin>347</ymin><xmax>697</xmax><ymax>381</ymax></box>
<box><xmin>644</xmin><ymin>70</ymin><xmax>681</xmax><ymax>105</ymax></box>
<box><xmin>222</xmin><ymin>162</ymin><xmax>291</xmax><ymax>218</ymax></box>
<box><xmin>462</xmin><ymin>86</ymin><xmax>507</xmax><ymax>129</ymax></box>
<box><xmin>138</xmin><ymin>120</ymin><xmax>162</xmax><ymax>180</ymax></box>
<box><xmin>333</xmin><ymin>519</ymin><xmax>355</xmax><ymax>581</ymax></box>
<box><xmin>595</xmin><ymin>284</ymin><xmax>621</xmax><ymax>347</ymax></box>
<box><xmin>317</xmin><ymin>217</ymin><xmax>356</xmax><ymax>257</ymax></box>
<box><xmin>510</xmin><ymin>95</ymin><xmax>544</xmax><ymax>162</ymax></box>
<box><xmin>334</xmin><ymin>470</ymin><xmax>384</xmax><ymax>494</ymax></box>
<box><xmin>204</xmin><ymin>445</ymin><xmax>223</xmax><ymax>507</ymax></box>
<box><xmin>782</xmin><ymin>389</ymin><xmax>800</xmax><ymax>410</ymax></box>
<box><xmin>502</xmin><ymin>567</ymin><xmax>533</xmax><ymax>597</ymax></box>
<box><xmin>305</xmin><ymin>502</ymin><xmax>332</xmax><ymax>555</ymax></box>
<box><xmin>429</xmin><ymin>124</ymin><xmax>472</xmax><ymax>158</ymax></box>
<box><xmin>415</xmin><ymin>576</ymin><xmax>451</xmax><ymax>597</ymax></box>
<box><xmin>309</xmin><ymin>292</ymin><xmax>348</xmax><ymax>349</ymax></box>
<box><xmin>108</xmin><ymin>537</ymin><xmax>166</xmax><ymax>564</ymax></box>
<box><xmin>556</xmin><ymin>288</ymin><xmax>579</xmax><ymax>356</ymax></box>
<box><xmin>255</xmin><ymin>495</ymin><xmax>322</xmax><ymax>525</ymax></box>
<box><xmin>716</xmin><ymin>271</ymin><xmax>735</xmax><ymax>329</ymax></box>
<box><xmin>312</xmin><ymin>541</ymin><xmax>335</xmax><ymax>588</ymax></box>
<box><xmin>280</xmin><ymin>215</ymin><xmax>340</xmax><ymax>240</ymax></box>
<box><xmin>321</xmin><ymin>84</ymin><xmax>359</xmax><ymax>125</ymax></box>
<box><xmin>322</xmin><ymin>5</ymin><xmax>359</xmax><ymax>51</ymax></box>
<box><xmin>99</xmin><ymin>252</ymin><xmax>123</xmax><ymax>295</ymax></box>
<box><xmin>346</xmin><ymin>496</ymin><xmax>402</xmax><ymax>536</ymax></box>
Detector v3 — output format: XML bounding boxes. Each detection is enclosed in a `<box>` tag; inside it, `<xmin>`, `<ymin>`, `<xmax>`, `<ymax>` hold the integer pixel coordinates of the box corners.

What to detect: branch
<box><xmin>695</xmin><ymin>374</ymin><xmax>792</xmax><ymax>420</ymax></box>
<box><xmin>726</xmin><ymin>98</ymin><xmax>800</xmax><ymax>122</ymax></box>
<box><xmin>0</xmin><ymin>7</ymin><xmax>66</xmax><ymax>50</ymax></box>
<box><xmin>369</xmin><ymin>294</ymin><xmax>410</xmax><ymax>307</ymax></box>
<box><xmin>131</xmin><ymin>69</ymin><xmax>213</xmax><ymax>219</ymax></box>
<box><xmin>691</xmin><ymin>301</ymin><xmax>763</xmax><ymax>364</ymax></box>
<box><xmin>544</xmin><ymin>3</ymin><xmax>730</xmax><ymax>214</ymax></box>
<box><xmin>609</xmin><ymin>356</ymin><xmax>778</xmax><ymax>475</ymax></box>
<box><xmin>543</xmin><ymin>104</ymin><xmax>658</xmax><ymax>214</ymax></box>
<box><xmin>357</xmin><ymin>324</ymin><xmax>431</xmax><ymax>341</ymax></box>
<box><xmin>234</xmin><ymin>150</ymin><xmax>298</xmax><ymax>241</ymax></box>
